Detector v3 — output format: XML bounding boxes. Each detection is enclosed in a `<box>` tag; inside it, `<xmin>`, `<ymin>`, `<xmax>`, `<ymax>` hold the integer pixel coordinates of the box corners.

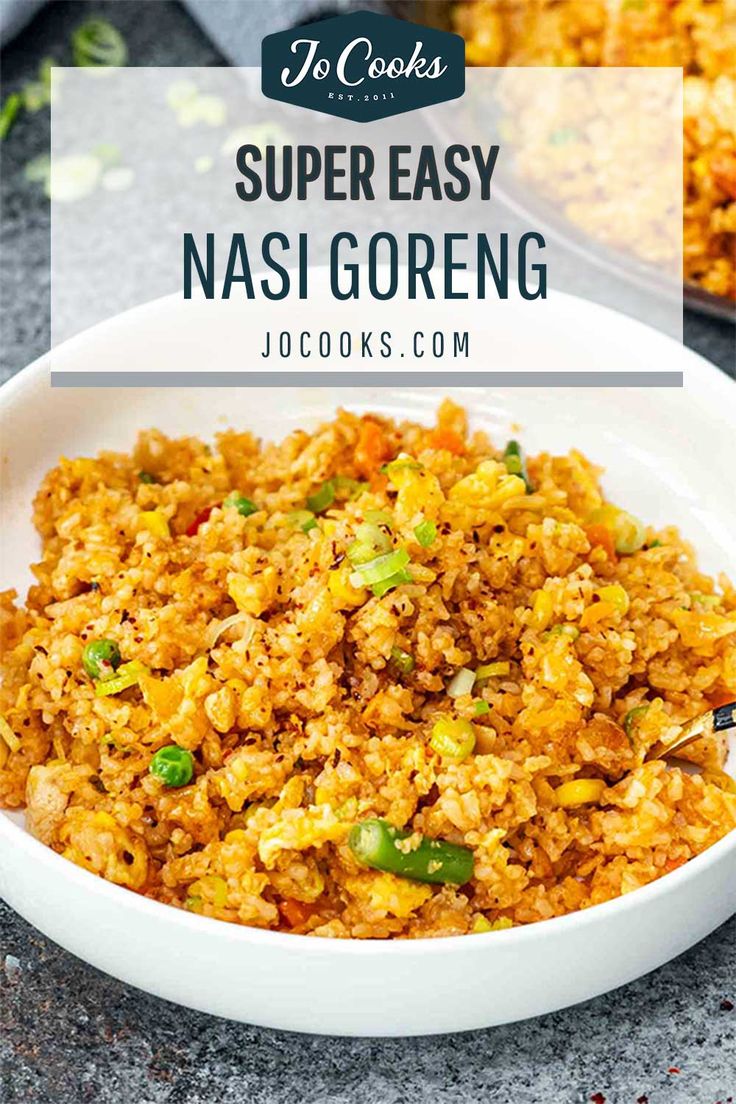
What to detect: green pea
<box><xmin>149</xmin><ymin>745</ymin><xmax>194</xmax><ymax>788</ymax></box>
<box><xmin>224</xmin><ymin>492</ymin><xmax>257</xmax><ymax>517</ymax></box>
<box><xmin>138</xmin><ymin>471</ymin><xmax>158</xmax><ymax>484</ymax></box>
<box><xmin>82</xmin><ymin>639</ymin><xmax>121</xmax><ymax>681</ymax></box>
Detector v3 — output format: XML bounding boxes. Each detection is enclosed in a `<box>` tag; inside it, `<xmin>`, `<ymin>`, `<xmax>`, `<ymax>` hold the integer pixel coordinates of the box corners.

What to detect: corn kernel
<box><xmin>472</xmin><ymin>914</ymin><xmax>513</xmax><ymax>933</ymax></box>
<box><xmin>138</xmin><ymin>509</ymin><xmax>170</xmax><ymax>539</ymax></box>
<box><xmin>530</xmin><ymin>589</ymin><xmax>554</xmax><ymax>631</ymax></box>
<box><xmin>555</xmin><ymin>778</ymin><xmax>606</xmax><ymax>807</ymax></box>
<box><xmin>489</xmin><ymin>916</ymin><xmax>513</xmax><ymax>931</ymax></box>
<box><xmin>597</xmin><ymin>584</ymin><xmax>630</xmax><ymax>615</ymax></box>
<box><xmin>92</xmin><ymin>811</ymin><xmax>118</xmax><ymax>829</ymax></box>
<box><xmin>328</xmin><ymin>564</ymin><xmax>367</xmax><ymax>608</ymax></box>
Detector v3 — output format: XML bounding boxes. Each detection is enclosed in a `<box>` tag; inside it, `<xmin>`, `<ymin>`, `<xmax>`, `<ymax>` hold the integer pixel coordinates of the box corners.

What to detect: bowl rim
<box><xmin>1</xmin><ymin>290</ymin><xmax>735</xmax><ymax>956</ymax></box>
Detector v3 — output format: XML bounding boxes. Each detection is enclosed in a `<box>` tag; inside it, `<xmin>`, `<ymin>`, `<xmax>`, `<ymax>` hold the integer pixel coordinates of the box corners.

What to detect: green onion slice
<box><xmin>364</xmin><ymin>509</ymin><xmax>393</xmax><ymax>529</ymax></box>
<box><xmin>475</xmin><ymin>661</ymin><xmax>510</xmax><ymax>680</ymax></box>
<box><xmin>390</xmin><ymin>646</ymin><xmax>415</xmax><ymax>675</ymax></box>
<box><xmin>306</xmin><ymin>480</ymin><xmax>335</xmax><ymax>514</ymax></box>
<box><xmin>350</xmin><ymin>548</ymin><xmax>410</xmax><ymax>588</ymax></box>
<box><xmin>72</xmin><ymin>19</ymin><xmax>128</xmax><ymax>67</ymax></box>
<box><xmin>447</xmin><ymin>667</ymin><xmax>476</xmax><ymax>698</ymax></box>
<box><xmin>430</xmin><ymin>716</ymin><xmax>477</xmax><ymax>761</ymax></box>
<box><xmin>95</xmin><ymin>659</ymin><xmax>148</xmax><ymax>698</ymax></box>
<box><xmin>381</xmin><ymin>457</ymin><xmax>422</xmax><ymax>477</ymax></box>
<box><xmin>22</xmin><ymin>81</ymin><xmax>48</xmax><ymax>113</ymax></box>
<box><xmin>623</xmin><ymin>704</ymin><xmax>649</xmax><ymax>740</ymax></box>
<box><xmin>223</xmin><ymin>492</ymin><xmax>257</xmax><ymax>517</ymax></box>
<box><xmin>347</xmin><ymin>523</ymin><xmax>392</xmax><ymax>566</ymax></box>
<box><xmin>334</xmin><ymin>475</ymin><xmax>368</xmax><ymax>499</ymax></box>
<box><xmin>414</xmin><ymin>519</ymin><xmax>437</xmax><ymax>548</ymax></box>
<box><xmin>0</xmin><ymin>94</ymin><xmax>21</xmax><ymax>141</ymax></box>
<box><xmin>288</xmin><ymin>509</ymin><xmax>317</xmax><ymax>533</ymax></box>
<box><xmin>370</xmin><ymin>569</ymin><xmax>413</xmax><ymax>598</ymax></box>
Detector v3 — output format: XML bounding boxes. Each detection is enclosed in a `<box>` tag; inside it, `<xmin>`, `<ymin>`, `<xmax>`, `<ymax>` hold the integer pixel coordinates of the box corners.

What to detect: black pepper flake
<box><xmin>636</xmin><ymin>1096</ymin><xmax>648</xmax><ymax>1104</ymax></box>
<box><xmin>721</xmin><ymin>998</ymin><xmax>734</xmax><ymax>1011</ymax></box>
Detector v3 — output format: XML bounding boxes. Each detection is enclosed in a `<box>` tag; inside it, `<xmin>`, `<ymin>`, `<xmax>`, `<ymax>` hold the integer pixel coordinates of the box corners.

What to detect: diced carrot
<box><xmin>279</xmin><ymin>898</ymin><xmax>318</xmax><ymax>929</ymax></box>
<box><xmin>584</xmin><ymin>523</ymin><xmax>618</xmax><ymax>563</ymax></box>
<box><xmin>580</xmin><ymin>601</ymin><xmax>615</xmax><ymax>629</ymax></box>
<box><xmin>663</xmin><ymin>856</ymin><xmax>687</xmax><ymax>873</ymax></box>
<box><xmin>427</xmin><ymin>427</ymin><xmax>465</xmax><ymax>455</ymax></box>
<box><xmin>355</xmin><ymin>420</ymin><xmax>390</xmax><ymax>478</ymax></box>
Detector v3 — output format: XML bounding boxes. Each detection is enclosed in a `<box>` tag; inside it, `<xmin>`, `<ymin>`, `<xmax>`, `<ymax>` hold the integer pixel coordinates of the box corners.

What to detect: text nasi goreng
<box><xmin>1</xmin><ymin>401</ymin><xmax>735</xmax><ymax>937</ymax></box>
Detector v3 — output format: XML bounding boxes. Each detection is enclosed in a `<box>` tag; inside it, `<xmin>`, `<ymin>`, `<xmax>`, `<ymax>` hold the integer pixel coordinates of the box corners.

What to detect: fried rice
<box><xmin>453</xmin><ymin>0</ymin><xmax>736</xmax><ymax>300</ymax></box>
<box><xmin>1</xmin><ymin>400</ymin><xmax>735</xmax><ymax>938</ymax></box>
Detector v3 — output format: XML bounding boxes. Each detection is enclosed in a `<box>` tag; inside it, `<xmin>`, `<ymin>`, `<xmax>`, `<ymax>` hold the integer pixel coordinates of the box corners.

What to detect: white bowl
<box><xmin>1</xmin><ymin>289</ymin><xmax>735</xmax><ymax>1036</ymax></box>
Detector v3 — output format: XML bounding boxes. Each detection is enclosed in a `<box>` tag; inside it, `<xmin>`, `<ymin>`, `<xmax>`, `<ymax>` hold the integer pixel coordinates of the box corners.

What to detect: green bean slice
<box><xmin>348</xmin><ymin>818</ymin><xmax>474</xmax><ymax>885</ymax></box>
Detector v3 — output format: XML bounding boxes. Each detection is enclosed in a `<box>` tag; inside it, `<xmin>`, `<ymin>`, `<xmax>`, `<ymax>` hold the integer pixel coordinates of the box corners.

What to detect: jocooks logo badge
<box><xmin>261</xmin><ymin>10</ymin><xmax>465</xmax><ymax>122</ymax></box>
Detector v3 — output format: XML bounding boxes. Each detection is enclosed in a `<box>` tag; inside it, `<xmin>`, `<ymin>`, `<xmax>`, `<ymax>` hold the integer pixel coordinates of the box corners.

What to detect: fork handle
<box><xmin>714</xmin><ymin>702</ymin><xmax>736</xmax><ymax>733</ymax></box>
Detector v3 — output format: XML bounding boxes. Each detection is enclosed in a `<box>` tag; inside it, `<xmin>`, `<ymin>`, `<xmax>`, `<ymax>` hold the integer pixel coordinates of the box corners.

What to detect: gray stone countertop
<box><xmin>1</xmin><ymin>4</ymin><xmax>735</xmax><ymax>1103</ymax></box>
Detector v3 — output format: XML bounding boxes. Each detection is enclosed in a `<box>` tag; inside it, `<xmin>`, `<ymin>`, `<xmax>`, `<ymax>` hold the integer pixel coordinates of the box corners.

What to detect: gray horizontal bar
<box><xmin>51</xmin><ymin>371</ymin><xmax>684</xmax><ymax>388</ymax></box>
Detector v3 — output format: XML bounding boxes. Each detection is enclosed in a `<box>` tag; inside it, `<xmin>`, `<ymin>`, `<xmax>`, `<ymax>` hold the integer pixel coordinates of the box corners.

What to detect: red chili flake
<box><xmin>185</xmin><ymin>504</ymin><xmax>218</xmax><ymax>537</ymax></box>
<box><xmin>637</xmin><ymin>1096</ymin><xmax>649</xmax><ymax>1104</ymax></box>
<box><xmin>590</xmin><ymin>1095</ymin><xmax>606</xmax><ymax>1104</ymax></box>
<box><xmin>720</xmin><ymin>999</ymin><xmax>734</xmax><ymax>1011</ymax></box>
<box><xmin>668</xmin><ymin>1067</ymin><xmax>681</xmax><ymax>1074</ymax></box>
